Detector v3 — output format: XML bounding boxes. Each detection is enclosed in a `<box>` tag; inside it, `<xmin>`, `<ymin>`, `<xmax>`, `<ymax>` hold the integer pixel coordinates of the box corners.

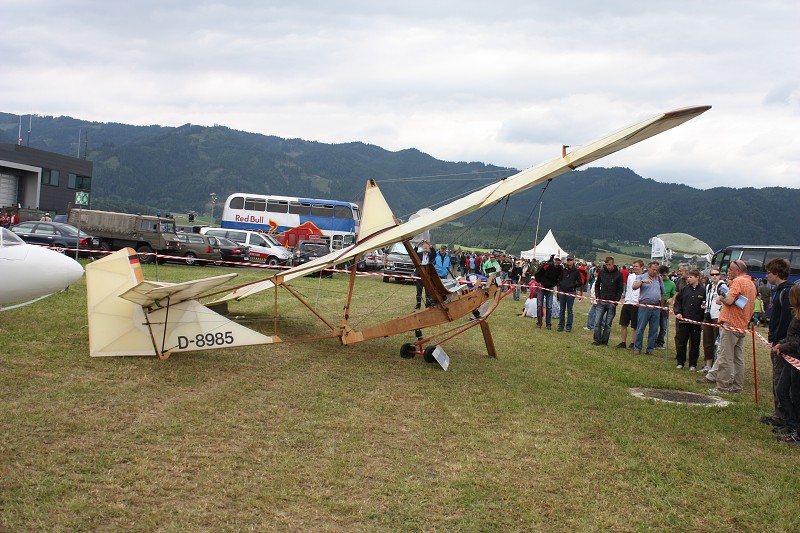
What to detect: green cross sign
<box><xmin>75</xmin><ymin>191</ymin><xmax>89</xmax><ymax>206</ymax></box>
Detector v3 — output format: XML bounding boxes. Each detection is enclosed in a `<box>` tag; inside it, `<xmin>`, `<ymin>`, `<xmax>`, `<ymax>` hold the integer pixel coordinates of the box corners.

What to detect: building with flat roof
<box><xmin>0</xmin><ymin>144</ymin><xmax>93</xmax><ymax>216</ymax></box>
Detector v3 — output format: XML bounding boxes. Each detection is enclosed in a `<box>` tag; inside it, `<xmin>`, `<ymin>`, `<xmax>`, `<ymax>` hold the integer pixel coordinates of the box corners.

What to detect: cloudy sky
<box><xmin>3</xmin><ymin>1</ymin><xmax>799</xmax><ymax>189</ymax></box>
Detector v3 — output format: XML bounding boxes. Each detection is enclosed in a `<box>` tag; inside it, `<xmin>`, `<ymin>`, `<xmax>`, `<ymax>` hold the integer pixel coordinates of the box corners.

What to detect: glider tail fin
<box><xmin>85</xmin><ymin>248</ymin><xmax>156</xmax><ymax>357</ymax></box>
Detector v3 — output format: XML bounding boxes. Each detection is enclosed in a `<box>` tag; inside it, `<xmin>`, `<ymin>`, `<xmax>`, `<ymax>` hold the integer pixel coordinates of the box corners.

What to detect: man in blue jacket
<box><xmin>434</xmin><ymin>245</ymin><xmax>452</xmax><ymax>279</ymax></box>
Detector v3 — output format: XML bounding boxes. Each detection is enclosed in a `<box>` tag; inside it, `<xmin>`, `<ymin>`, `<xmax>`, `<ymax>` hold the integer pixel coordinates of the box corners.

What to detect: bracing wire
<box><xmin>396</xmin><ymin>178</ymin><xmax>506</xmax><ymax>221</ymax></box>
<box><xmin>445</xmin><ymin>195</ymin><xmax>506</xmax><ymax>248</ymax></box>
<box><xmin>507</xmin><ymin>178</ymin><xmax>552</xmax><ymax>252</ymax></box>
<box><xmin>375</xmin><ymin>169</ymin><xmax>514</xmax><ymax>183</ymax></box>
<box><xmin>493</xmin><ymin>196</ymin><xmax>511</xmax><ymax>251</ymax></box>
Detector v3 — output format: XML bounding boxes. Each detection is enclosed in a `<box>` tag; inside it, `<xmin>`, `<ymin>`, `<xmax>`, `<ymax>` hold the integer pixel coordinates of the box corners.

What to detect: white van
<box><xmin>201</xmin><ymin>228</ymin><xmax>292</xmax><ymax>266</ymax></box>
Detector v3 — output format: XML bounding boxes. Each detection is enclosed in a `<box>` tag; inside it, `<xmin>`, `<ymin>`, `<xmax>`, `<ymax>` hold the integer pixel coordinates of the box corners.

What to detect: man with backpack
<box><xmin>535</xmin><ymin>255</ymin><xmax>563</xmax><ymax>330</ymax></box>
<box><xmin>762</xmin><ymin>258</ymin><xmax>794</xmax><ymax>428</ymax></box>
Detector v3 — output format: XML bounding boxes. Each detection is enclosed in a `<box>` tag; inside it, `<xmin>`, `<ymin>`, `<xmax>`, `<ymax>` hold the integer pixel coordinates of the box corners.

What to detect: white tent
<box><xmin>520</xmin><ymin>230</ymin><xmax>569</xmax><ymax>261</ymax></box>
<box><xmin>649</xmin><ymin>232</ymin><xmax>713</xmax><ymax>264</ymax></box>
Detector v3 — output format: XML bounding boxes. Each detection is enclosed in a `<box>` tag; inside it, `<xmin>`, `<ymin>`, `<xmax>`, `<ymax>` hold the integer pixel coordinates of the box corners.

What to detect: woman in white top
<box><xmin>700</xmin><ymin>269</ymin><xmax>726</xmax><ymax>373</ymax></box>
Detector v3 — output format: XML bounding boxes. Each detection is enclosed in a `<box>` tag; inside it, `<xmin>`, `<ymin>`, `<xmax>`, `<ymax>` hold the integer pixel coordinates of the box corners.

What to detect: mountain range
<box><xmin>2</xmin><ymin>112</ymin><xmax>797</xmax><ymax>253</ymax></box>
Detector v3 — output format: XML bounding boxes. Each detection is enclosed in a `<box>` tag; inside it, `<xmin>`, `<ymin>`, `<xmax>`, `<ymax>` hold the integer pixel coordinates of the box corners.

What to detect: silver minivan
<box><xmin>201</xmin><ymin>228</ymin><xmax>292</xmax><ymax>266</ymax></box>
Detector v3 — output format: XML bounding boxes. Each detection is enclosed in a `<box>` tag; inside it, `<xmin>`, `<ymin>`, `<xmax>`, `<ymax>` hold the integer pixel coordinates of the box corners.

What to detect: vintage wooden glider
<box><xmin>85</xmin><ymin>105</ymin><xmax>711</xmax><ymax>365</ymax></box>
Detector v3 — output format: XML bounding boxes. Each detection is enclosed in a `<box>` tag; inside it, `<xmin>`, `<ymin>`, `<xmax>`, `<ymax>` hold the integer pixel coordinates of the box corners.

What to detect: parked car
<box><xmin>363</xmin><ymin>249</ymin><xmax>385</xmax><ymax>271</ymax></box>
<box><xmin>10</xmin><ymin>221</ymin><xmax>100</xmax><ymax>258</ymax></box>
<box><xmin>382</xmin><ymin>242</ymin><xmax>416</xmax><ymax>282</ymax></box>
<box><xmin>173</xmin><ymin>233</ymin><xmax>221</xmax><ymax>265</ymax></box>
<box><xmin>201</xmin><ymin>228</ymin><xmax>292</xmax><ymax>266</ymax></box>
<box><xmin>293</xmin><ymin>240</ymin><xmax>331</xmax><ymax>266</ymax></box>
<box><xmin>214</xmin><ymin>236</ymin><xmax>249</xmax><ymax>266</ymax></box>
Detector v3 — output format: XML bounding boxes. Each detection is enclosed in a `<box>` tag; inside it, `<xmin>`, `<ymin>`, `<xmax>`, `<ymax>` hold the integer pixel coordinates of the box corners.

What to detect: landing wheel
<box><xmin>400</xmin><ymin>343</ymin><xmax>416</xmax><ymax>359</ymax></box>
<box><xmin>423</xmin><ymin>346</ymin><xmax>437</xmax><ymax>364</ymax></box>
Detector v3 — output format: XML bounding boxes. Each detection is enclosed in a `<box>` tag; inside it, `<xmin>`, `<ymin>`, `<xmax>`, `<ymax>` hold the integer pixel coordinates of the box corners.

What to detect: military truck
<box><xmin>67</xmin><ymin>209</ymin><xmax>179</xmax><ymax>263</ymax></box>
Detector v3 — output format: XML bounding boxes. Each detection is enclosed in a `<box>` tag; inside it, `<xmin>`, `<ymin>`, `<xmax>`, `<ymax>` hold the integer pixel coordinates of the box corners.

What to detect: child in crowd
<box><xmin>520</xmin><ymin>291</ymin><xmax>538</xmax><ymax>318</ymax></box>
<box><xmin>753</xmin><ymin>294</ymin><xmax>765</xmax><ymax>327</ymax></box>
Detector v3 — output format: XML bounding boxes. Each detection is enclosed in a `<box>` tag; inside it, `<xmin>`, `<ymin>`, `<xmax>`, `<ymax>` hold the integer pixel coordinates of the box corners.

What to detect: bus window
<box><xmin>267</xmin><ymin>199</ymin><xmax>288</xmax><ymax>213</ymax></box>
<box><xmin>229</xmin><ymin>196</ymin><xmax>245</xmax><ymax>210</ymax></box>
<box><xmin>244</xmin><ymin>197</ymin><xmax>266</xmax><ymax>211</ymax></box>
<box><xmin>352</xmin><ymin>206</ymin><xmax>360</xmax><ymax>222</ymax></box>
<box><xmin>791</xmin><ymin>252</ymin><xmax>800</xmax><ymax>277</ymax></box>
<box><xmin>740</xmin><ymin>249</ymin><xmax>766</xmax><ymax>273</ymax></box>
<box><xmin>764</xmin><ymin>250</ymin><xmax>791</xmax><ymax>271</ymax></box>
<box><xmin>334</xmin><ymin>205</ymin><xmax>353</xmax><ymax>219</ymax></box>
<box><xmin>718</xmin><ymin>250</ymin><xmax>733</xmax><ymax>274</ymax></box>
<box><xmin>312</xmin><ymin>204</ymin><xmax>334</xmax><ymax>217</ymax></box>
<box><xmin>289</xmin><ymin>202</ymin><xmax>311</xmax><ymax>215</ymax></box>
<box><xmin>710</xmin><ymin>251</ymin><xmax>722</xmax><ymax>269</ymax></box>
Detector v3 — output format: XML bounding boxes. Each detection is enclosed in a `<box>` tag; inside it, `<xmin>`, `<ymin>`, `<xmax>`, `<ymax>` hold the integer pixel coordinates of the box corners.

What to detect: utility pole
<box><xmin>209</xmin><ymin>193</ymin><xmax>218</xmax><ymax>224</ymax></box>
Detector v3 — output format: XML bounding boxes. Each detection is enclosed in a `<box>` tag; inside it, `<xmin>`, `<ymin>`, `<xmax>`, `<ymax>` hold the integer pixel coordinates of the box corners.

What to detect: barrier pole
<box><xmin>752</xmin><ymin>325</ymin><xmax>759</xmax><ymax>405</ymax></box>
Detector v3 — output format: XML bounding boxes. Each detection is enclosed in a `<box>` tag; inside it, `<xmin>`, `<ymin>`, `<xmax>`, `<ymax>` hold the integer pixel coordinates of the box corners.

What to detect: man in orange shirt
<box><xmin>707</xmin><ymin>259</ymin><xmax>757</xmax><ymax>393</ymax></box>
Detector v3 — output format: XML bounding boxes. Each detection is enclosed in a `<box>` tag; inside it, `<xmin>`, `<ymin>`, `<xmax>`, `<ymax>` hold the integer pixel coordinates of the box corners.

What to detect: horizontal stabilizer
<box><xmin>120</xmin><ymin>273</ymin><xmax>238</xmax><ymax>307</ymax></box>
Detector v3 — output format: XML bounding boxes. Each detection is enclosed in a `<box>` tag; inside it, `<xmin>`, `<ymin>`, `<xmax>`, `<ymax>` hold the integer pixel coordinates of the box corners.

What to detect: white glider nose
<box><xmin>0</xmin><ymin>245</ymin><xmax>85</xmax><ymax>305</ymax></box>
<box><xmin>44</xmin><ymin>248</ymin><xmax>86</xmax><ymax>288</ymax></box>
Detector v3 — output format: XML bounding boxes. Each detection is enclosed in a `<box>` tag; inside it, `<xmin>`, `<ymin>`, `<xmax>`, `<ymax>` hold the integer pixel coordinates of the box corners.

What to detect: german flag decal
<box><xmin>128</xmin><ymin>253</ymin><xmax>144</xmax><ymax>283</ymax></box>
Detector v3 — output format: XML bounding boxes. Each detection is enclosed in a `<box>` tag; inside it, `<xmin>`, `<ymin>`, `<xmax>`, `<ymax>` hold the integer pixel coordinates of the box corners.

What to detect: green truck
<box><xmin>68</xmin><ymin>208</ymin><xmax>180</xmax><ymax>263</ymax></box>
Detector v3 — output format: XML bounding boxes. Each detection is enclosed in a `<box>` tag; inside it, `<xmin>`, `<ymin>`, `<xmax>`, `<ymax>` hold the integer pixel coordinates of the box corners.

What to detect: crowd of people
<box><xmin>523</xmin><ymin>254</ymin><xmax>799</xmax><ymax>447</ymax></box>
<box><xmin>413</xmin><ymin>244</ymin><xmax>800</xmax><ymax>447</ymax></box>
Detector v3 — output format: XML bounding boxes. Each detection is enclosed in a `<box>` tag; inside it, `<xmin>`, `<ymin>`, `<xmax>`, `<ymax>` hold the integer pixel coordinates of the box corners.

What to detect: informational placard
<box><xmin>432</xmin><ymin>345</ymin><xmax>449</xmax><ymax>371</ymax></box>
<box><xmin>75</xmin><ymin>191</ymin><xmax>89</xmax><ymax>206</ymax></box>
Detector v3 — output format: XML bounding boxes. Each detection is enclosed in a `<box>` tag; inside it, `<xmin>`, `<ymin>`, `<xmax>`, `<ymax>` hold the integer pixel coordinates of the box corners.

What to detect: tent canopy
<box><xmin>520</xmin><ymin>229</ymin><xmax>569</xmax><ymax>261</ymax></box>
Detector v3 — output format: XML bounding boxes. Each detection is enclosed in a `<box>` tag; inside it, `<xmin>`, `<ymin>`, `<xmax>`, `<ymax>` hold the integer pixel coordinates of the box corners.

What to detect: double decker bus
<box><xmin>220</xmin><ymin>193</ymin><xmax>360</xmax><ymax>250</ymax></box>
<box><xmin>710</xmin><ymin>245</ymin><xmax>800</xmax><ymax>284</ymax></box>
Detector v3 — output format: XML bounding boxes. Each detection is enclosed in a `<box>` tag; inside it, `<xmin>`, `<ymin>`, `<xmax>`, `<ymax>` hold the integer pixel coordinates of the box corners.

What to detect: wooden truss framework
<box><xmin>241</xmin><ymin>242</ymin><xmax>504</xmax><ymax>358</ymax></box>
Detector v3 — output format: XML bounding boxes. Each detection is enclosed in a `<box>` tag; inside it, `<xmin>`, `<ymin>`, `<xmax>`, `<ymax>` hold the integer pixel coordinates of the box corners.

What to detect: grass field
<box><xmin>2</xmin><ymin>262</ymin><xmax>800</xmax><ymax>530</ymax></box>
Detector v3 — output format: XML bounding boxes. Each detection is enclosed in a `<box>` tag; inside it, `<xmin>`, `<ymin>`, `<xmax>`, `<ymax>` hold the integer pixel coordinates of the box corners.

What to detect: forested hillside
<box><xmin>2</xmin><ymin>112</ymin><xmax>797</xmax><ymax>252</ymax></box>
